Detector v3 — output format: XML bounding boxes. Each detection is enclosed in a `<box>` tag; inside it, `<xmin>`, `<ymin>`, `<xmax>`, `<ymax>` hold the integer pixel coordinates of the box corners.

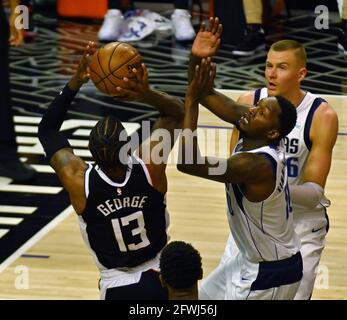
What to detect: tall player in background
<box><xmin>190</xmin><ymin>18</ymin><xmax>338</xmax><ymax>299</ymax></box>
<box><xmin>38</xmin><ymin>42</ymin><xmax>184</xmax><ymax>300</ymax></box>
<box><xmin>178</xmin><ymin>57</ymin><xmax>302</xmax><ymax>299</ymax></box>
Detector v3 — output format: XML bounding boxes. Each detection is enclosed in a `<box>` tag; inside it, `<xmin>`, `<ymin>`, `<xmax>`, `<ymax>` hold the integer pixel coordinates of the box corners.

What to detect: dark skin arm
<box><xmin>115</xmin><ymin>64</ymin><xmax>185</xmax><ymax>194</ymax></box>
<box><xmin>49</xmin><ymin>42</ymin><xmax>97</xmax><ymax>214</ymax></box>
<box><xmin>189</xmin><ymin>17</ymin><xmax>250</xmax><ymax>125</ymax></box>
<box><xmin>178</xmin><ymin>59</ymin><xmax>275</xmax><ymax>202</ymax></box>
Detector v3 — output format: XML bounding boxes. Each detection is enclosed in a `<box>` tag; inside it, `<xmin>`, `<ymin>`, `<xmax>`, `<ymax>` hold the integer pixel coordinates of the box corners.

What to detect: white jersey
<box><xmin>254</xmin><ymin>88</ymin><xmax>331</xmax><ymax>214</ymax></box>
<box><xmin>226</xmin><ymin>143</ymin><xmax>300</xmax><ymax>263</ymax></box>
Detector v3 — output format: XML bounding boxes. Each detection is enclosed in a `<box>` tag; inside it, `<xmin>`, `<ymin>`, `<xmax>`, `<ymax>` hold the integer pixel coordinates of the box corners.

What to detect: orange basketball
<box><xmin>89</xmin><ymin>42</ymin><xmax>143</xmax><ymax>96</ymax></box>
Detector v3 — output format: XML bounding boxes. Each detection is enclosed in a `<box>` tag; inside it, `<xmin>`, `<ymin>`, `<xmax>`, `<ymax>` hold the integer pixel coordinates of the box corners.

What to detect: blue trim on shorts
<box><xmin>250</xmin><ymin>252</ymin><xmax>303</xmax><ymax>291</ymax></box>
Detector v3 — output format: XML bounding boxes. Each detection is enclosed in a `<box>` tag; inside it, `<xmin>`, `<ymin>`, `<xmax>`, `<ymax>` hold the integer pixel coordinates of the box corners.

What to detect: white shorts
<box><xmin>293</xmin><ymin>207</ymin><xmax>328</xmax><ymax>300</ymax></box>
<box><xmin>199</xmin><ymin>248</ymin><xmax>302</xmax><ymax>300</ymax></box>
<box><xmin>98</xmin><ymin>253</ymin><xmax>161</xmax><ymax>300</ymax></box>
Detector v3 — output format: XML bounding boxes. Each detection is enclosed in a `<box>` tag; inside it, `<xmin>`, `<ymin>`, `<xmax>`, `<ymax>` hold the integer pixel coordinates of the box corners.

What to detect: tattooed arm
<box><xmin>38</xmin><ymin>43</ymin><xmax>96</xmax><ymax>213</ymax></box>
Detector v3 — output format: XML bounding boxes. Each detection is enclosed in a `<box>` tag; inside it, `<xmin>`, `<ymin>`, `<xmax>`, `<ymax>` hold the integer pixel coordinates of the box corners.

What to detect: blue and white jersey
<box><xmin>226</xmin><ymin>143</ymin><xmax>301</xmax><ymax>262</ymax></box>
<box><xmin>254</xmin><ymin>88</ymin><xmax>331</xmax><ymax>213</ymax></box>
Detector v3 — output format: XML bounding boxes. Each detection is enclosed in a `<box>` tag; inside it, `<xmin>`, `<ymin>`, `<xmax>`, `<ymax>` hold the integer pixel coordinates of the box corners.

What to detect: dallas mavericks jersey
<box><xmin>79</xmin><ymin>153</ymin><xmax>169</xmax><ymax>270</ymax></box>
<box><xmin>253</xmin><ymin>88</ymin><xmax>331</xmax><ymax>212</ymax></box>
<box><xmin>226</xmin><ymin>143</ymin><xmax>300</xmax><ymax>262</ymax></box>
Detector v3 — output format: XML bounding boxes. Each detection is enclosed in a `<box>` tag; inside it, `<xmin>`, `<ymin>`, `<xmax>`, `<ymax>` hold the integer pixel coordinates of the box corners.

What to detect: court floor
<box><xmin>0</xmin><ymin>90</ymin><xmax>346</xmax><ymax>300</ymax></box>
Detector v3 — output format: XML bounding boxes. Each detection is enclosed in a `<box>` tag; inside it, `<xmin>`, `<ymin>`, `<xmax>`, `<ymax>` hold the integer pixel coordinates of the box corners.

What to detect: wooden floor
<box><xmin>0</xmin><ymin>90</ymin><xmax>346</xmax><ymax>300</ymax></box>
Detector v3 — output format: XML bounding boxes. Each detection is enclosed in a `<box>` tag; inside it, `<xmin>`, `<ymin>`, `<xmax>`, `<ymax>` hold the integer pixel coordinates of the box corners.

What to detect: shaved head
<box><xmin>269</xmin><ymin>40</ymin><xmax>307</xmax><ymax>68</ymax></box>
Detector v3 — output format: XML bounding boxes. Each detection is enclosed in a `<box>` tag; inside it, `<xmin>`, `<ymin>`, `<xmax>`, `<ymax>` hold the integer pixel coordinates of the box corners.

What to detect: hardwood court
<box><xmin>0</xmin><ymin>90</ymin><xmax>346</xmax><ymax>299</ymax></box>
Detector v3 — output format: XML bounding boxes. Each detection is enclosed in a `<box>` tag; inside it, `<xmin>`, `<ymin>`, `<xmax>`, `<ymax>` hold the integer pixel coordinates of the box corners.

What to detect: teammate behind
<box><xmin>38</xmin><ymin>42</ymin><xmax>184</xmax><ymax>300</ymax></box>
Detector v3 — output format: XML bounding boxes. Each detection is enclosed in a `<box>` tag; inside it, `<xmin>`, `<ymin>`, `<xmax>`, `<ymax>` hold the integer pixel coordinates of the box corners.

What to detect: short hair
<box><xmin>160</xmin><ymin>241</ymin><xmax>202</xmax><ymax>290</ymax></box>
<box><xmin>270</xmin><ymin>39</ymin><xmax>307</xmax><ymax>67</ymax></box>
<box><xmin>89</xmin><ymin>116</ymin><xmax>129</xmax><ymax>171</ymax></box>
<box><xmin>275</xmin><ymin>96</ymin><xmax>297</xmax><ymax>140</ymax></box>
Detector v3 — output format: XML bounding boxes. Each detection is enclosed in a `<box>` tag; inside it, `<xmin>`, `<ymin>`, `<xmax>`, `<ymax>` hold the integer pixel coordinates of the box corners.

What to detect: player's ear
<box><xmin>298</xmin><ymin>67</ymin><xmax>307</xmax><ymax>82</ymax></box>
<box><xmin>267</xmin><ymin>129</ymin><xmax>280</xmax><ymax>141</ymax></box>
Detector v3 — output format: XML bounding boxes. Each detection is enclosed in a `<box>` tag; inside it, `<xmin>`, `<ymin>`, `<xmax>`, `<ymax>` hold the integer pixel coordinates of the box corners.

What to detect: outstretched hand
<box><xmin>187</xmin><ymin>57</ymin><xmax>216</xmax><ymax>101</ymax></box>
<box><xmin>113</xmin><ymin>63</ymin><xmax>151</xmax><ymax>102</ymax></box>
<box><xmin>191</xmin><ymin>17</ymin><xmax>223</xmax><ymax>58</ymax></box>
<box><xmin>69</xmin><ymin>41</ymin><xmax>97</xmax><ymax>90</ymax></box>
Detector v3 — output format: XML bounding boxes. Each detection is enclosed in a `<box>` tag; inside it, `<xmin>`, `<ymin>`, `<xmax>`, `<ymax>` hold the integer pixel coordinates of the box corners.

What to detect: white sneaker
<box><xmin>142</xmin><ymin>9</ymin><xmax>172</xmax><ymax>31</ymax></box>
<box><xmin>98</xmin><ymin>9</ymin><xmax>124</xmax><ymax>41</ymax></box>
<box><xmin>118</xmin><ymin>16</ymin><xmax>155</xmax><ymax>42</ymax></box>
<box><xmin>171</xmin><ymin>9</ymin><xmax>195</xmax><ymax>41</ymax></box>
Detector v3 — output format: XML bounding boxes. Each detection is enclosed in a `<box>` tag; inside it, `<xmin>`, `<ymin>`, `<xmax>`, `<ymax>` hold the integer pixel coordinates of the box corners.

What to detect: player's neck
<box><xmin>103</xmin><ymin>165</ymin><xmax>128</xmax><ymax>183</ymax></box>
<box><xmin>281</xmin><ymin>89</ymin><xmax>306</xmax><ymax>108</ymax></box>
<box><xmin>242</xmin><ymin>138</ymin><xmax>269</xmax><ymax>151</ymax></box>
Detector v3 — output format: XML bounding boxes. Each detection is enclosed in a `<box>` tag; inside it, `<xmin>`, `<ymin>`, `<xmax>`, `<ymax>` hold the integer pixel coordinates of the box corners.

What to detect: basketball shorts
<box><xmin>199</xmin><ymin>249</ymin><xmax>302</xmax><ymax>300</ymax></box>
<box><xmin>99</xmin><ymin>268</ymin><xmax>168</xmax><ymax>300</ymax></box>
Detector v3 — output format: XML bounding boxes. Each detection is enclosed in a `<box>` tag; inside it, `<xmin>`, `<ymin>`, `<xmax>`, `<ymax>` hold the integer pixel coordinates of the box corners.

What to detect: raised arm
<box><xmin>189</xmin><ymin>17</ymin><xmax>249</xmax><ymax>125</ymax></box>
<box><xmin>38</xmin><ymin>42</ymin><xmax>96</xmax><ymax>212</ymax></box>
<box><xmin>115</xmin><ymin>64</ymin><xmax>184</xmax><ymax>193</ymax></box>
<box><xmin>177</xmin><ymin>59</ymin><xmax>274</xmax><ymax>201</ymax></box>
<box><xmin>229</xmin><ymin>91</ymin><xmax>255</xmax><ymax>154</ymax></box>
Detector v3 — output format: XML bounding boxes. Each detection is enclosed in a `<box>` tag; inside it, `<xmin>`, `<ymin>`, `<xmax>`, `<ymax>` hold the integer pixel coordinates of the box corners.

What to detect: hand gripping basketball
<box><xmin>89</xmin><ymin>42</ymin><xmax>143</xmax><ymax>96</ymax></box>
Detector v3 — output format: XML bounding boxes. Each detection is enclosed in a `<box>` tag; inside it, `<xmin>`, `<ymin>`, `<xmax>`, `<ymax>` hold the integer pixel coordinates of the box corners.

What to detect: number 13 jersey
<box><xmin>78</xmin><ymin>153</ymin><xmax>169</xmax><ymax>270</ymax></box>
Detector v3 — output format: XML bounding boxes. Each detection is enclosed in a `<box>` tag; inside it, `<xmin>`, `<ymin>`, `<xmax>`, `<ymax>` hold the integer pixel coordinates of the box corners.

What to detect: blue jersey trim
<box><xmin>257</xmin><ymin>152</ymin><xmax>277</xmax><ymax>181</ymax></box>
<box><xmin>303</xmin><ymin>98</ymin><xmax>326</xmax><ymax>150</ymax></box>
<box><xmin>254</xmin><ymin>88</ymin><xmax>262</xmax><ymax>105</ymax></box>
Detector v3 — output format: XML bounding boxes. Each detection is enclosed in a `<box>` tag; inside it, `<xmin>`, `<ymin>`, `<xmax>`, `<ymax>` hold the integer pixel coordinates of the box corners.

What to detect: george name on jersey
<box><xmin>97</xmin><ymin>196</ymin><xmax>148</xmax><ymax>216</ymax></box>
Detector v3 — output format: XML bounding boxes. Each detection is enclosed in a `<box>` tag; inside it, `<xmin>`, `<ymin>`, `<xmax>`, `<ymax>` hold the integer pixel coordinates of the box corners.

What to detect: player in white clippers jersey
<box><xmin>178</xmin><ymin>56</ymin><xmax>302</xmax><ymax>300</ymax></box>
<box><xmin>189</xmin><ymin>23</ymin><xmax>338</xmax><ymax>299</ymax></box>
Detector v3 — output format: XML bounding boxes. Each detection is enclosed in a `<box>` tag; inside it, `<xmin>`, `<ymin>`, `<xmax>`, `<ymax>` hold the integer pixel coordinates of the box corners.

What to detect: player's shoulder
<box><xmin>313</xmin><ymin>99</ymin><xmax>338</xmax><ymax>123</ymax></box>
<box><xmin>237</xmin><ymin>90</ymin><xmax>256</xmax><ymax>104</ymax></box>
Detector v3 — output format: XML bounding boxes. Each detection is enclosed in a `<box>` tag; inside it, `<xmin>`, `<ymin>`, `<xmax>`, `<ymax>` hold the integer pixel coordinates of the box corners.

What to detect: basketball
<box><xmin>89</xmin><ymin>42</ymin><xmax>143</xmax><ymax>96</ymax></box>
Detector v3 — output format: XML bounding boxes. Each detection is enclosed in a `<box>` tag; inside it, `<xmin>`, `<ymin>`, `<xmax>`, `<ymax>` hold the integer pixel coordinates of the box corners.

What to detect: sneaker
<box><xmin>142</xmin><ymin>10</ymin><xmax>172</xmax><ymax>31</ymax></box>
<box><xmin>171</xmin><ymin>9</ymin><xmax>195</xmax><ymax>42</ymax></box>
<box><xmin>98</xmin><ymin>9</ymin><xmax>125</xmax><ymax>42</ymax></box>
<box><xmin>0</xmin><ymin>160</ymin><xmax>36</xmax><ymax>183</ymax></box>
<box><xmin>232</xmin><ymin>26</ymin><xmax>265</xmax><ymax>56</ymax></box>
<box><xmin>118</xmin><ymin>16</ymin><xmax>155</xmax><ymax>42</ymax></box>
